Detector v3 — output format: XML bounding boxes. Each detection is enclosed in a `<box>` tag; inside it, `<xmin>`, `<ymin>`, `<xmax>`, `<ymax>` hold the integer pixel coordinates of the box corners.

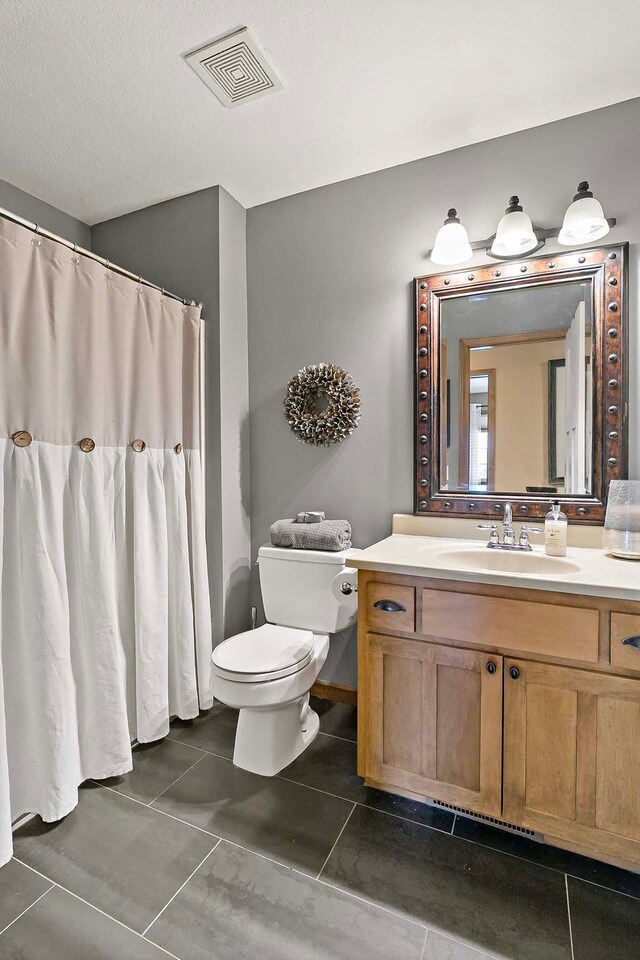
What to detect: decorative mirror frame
<box><xmin>414</xmin><ymin>243</ymin><xmax>628</xmax><ymax>524</ymax></box>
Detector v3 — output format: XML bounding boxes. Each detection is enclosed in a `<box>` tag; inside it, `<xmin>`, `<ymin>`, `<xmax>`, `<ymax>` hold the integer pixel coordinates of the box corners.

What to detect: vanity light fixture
<box><xmin>430</xmin><ymin>209</ymin><xmax>473</xmax><ymax>266</ymax></box>
<box><xmin>489</xmin><ymin>196</ymin><xmax>541</xmax><ymax>259</ymax></box>
<box><xmin>427</xmin><ymin>182</ymin><xmax>615</xmax><ymax>266</ymax></box>
<box><xmin>558</xmin><ymin>181</ymin><xmax>610</xmax><ymax>246</ymax></box>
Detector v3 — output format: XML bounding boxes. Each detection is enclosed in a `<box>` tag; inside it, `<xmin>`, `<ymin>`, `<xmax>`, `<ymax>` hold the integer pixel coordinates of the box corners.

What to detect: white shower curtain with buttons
<box><xmin>0</xmin><ymin>217</ymin><xmax>212</xmax><ymax>866</ymax></box>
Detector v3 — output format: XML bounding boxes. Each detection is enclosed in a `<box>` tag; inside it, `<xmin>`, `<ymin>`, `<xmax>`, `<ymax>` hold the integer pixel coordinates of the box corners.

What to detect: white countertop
<box><xmin>347</xmin><ymin>534</ymin><xmax>640</xmax><ymax>602</ymax></box>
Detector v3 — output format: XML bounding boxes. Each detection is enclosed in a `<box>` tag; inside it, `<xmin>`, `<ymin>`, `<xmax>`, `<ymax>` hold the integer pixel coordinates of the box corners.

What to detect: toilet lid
<box><xmin>211</xmin><ymin>624</ymin><xmax>314</xmax><ymax>682</ymax></box>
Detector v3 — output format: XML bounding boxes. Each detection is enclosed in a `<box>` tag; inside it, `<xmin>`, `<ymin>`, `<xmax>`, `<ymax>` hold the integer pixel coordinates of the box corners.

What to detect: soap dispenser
<box><xmin>545</xmin><ymin>501</ymin><xmax>568</xmax><ymax>557</ymax></box>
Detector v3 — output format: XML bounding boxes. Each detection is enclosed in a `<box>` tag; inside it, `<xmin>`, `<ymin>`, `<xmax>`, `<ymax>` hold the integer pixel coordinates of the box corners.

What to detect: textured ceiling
<box><xmin>1</xmin><ymin>0</ymin><xmax>639</xmax><ymax>224</ymax></box>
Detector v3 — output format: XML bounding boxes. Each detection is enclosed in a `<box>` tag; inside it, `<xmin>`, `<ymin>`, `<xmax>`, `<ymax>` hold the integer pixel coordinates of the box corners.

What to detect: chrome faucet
<box><xmin>477</xmin><ymin>501</ymin><xmax>543</xmax><ymax>551</ymax></box>
<box><xmin>502</xmin><ymin>501</ymin><xmax>515</xmax><ymax>546</ymax></box>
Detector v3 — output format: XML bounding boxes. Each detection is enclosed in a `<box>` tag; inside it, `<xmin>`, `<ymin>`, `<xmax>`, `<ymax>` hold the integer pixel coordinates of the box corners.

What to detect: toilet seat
<box><xmin>212</xmin><ymin>624</ymin><xmax>315</xmax><ymax>683</ymax></box>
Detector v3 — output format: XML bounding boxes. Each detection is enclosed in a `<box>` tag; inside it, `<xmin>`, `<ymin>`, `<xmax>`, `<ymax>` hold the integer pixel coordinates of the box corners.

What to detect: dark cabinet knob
<box><xmin>373</xmin><ymin>599</ymin><xmax>407</xmax><ymax>613</ymax></box>
<box><xmin>622</xmin><ymin>636</ymin><xmax>640</xmax><ymax>649</ymax></box>
<box><xmin>509</xmin><ymin>666</ymin><xmax>520</xmax><ymax>680</ymax></box>
<box><xmin>486</xmin><ymin>660</ymin><xmax>497</xmax><ymax>675</ymax></box>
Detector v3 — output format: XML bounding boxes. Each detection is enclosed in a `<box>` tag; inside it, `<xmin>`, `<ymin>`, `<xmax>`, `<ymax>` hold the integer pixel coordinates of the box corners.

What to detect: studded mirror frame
<box><xmin>414</xmin><ymin>243</ymin><xmax>629</xmax><ymax>524</ymax></box>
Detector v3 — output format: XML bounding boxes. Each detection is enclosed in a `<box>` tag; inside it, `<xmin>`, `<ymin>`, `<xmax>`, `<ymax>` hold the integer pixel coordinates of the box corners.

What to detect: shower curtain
<box><xmin>0</xmin><ymin>217</ymin><xmax>212</xmax><ymax>867</ymax></box>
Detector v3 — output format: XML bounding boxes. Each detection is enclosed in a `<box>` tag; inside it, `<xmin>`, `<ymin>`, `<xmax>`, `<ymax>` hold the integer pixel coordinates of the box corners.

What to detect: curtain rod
<box><xmin>0</xmin><ymin>205</ymin><xmax>202</xmax><ymax>309</ymax></box>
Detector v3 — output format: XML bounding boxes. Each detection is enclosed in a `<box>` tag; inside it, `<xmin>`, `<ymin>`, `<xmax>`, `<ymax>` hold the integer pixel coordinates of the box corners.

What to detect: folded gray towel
<box><xmin>270</xmin><ymin>518</ymin><xmax>351</xmax><ymax>551</ymax></box>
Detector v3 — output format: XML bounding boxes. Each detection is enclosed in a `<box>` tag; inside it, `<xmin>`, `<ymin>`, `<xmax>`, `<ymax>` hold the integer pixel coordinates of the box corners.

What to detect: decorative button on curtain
<box><xmin>0</xmin><ymin>217</ymin><xmax>212</xmax><ymax>866</ymax></box>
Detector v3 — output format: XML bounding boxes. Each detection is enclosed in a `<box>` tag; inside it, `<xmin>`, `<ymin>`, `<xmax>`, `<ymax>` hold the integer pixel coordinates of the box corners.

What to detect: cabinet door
<box><xmin>365</xmin><ymin>634</ymin><xmax>503</xmax><ymax>817</ymax></box>
<box><xmin>504</xmin><ymin>659</ymin><xmax>640</xmax><ymax>863</ymax></box>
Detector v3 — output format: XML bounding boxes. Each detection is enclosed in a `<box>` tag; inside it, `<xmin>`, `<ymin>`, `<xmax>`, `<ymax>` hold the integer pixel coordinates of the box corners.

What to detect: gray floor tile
<box><xmin>280</xmin><ymin>732</ymin><xmax>366</xmax><ymax>801</ymax></box>
<box><xmin>360</xmin><ymin>787</ymin><xmax>454</xmax><ymax>831</ymax></box>
<box><xmin>0</xmin><ymin>859</ymin><xmax>51</xmax><ymax>932</ymax></box>
<box><xmin>0</xmin><ymin>885</ymin><xmax>169</xmax><ymax>959</ymax></box>
<box><xmin>321</xmin><ymin>805</ymin><xmax>572</xmax><ymax>960</ymax></box>
<box><xmin>147</xmin><ymin>839</ymin><xmax>425</xmax><ymax>960</ymax></box>
<box><xmin>152</xmin><ymin>751</ymin><xmax>354</xmax><ymax>876</ymax></box>
<box><xmin>12</xmin><ymin>782</ymin><xmax>216</xmax><ymax>932</ymax></box>
<box><xmin>310</xmin><ymin>696</ymin><xmax>357</xmax><ymax>741</ymax></box>
<box><xmin>282</xmin><ymin>733</ymin><xmax>454</xmax><ymax>831</ymax></box>
<box><xmin>423</xmin><ymin>930</ymin><xmax>498</xmax><ymax>960</ymax></box>
<box><xmin>169</xmin><ymin>702</ymin><xmax>238</xmax><ymax>759</ymax></box>
<box><xmin>453</xmin><ymin>815</ymin><xmax>640</xmax><ymax>900</ymax></box>
<box><xmin>567</xmin><ymin>876</ymin><xmax>640</xmax><ymax>960</ymax></box>
<box><xmin>97</xmin><ymin>737</ymin><xmax>205</xmax><ymax>804</ymax></box>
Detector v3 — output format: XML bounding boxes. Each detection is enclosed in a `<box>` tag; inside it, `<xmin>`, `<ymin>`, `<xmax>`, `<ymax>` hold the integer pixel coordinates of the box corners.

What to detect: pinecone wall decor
<box><xmin>283</xmin><ymin>362</ymin><xmax>361</xmax><ymax>446</ymax></box>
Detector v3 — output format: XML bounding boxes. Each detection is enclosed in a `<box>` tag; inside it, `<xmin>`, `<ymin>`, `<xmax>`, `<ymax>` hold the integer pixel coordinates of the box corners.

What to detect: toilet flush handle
<box><xmin>340</xmin><ymin>582</ymin><xmax>357</xmax><ymax>595</ymax></box>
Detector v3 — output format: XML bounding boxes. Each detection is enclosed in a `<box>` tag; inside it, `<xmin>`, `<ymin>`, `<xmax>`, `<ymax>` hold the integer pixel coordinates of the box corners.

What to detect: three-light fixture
<box><xmin>429</xmin><ymin>181</ymin><xmax>614</xmax><ymax>266</ymax></box>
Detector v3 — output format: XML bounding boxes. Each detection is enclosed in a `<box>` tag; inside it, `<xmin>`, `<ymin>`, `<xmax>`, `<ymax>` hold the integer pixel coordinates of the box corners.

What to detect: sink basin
<box><xmin>440</xmin><ymin>548</ymin><xmax>582</xmax><ymax>576</ymax></box>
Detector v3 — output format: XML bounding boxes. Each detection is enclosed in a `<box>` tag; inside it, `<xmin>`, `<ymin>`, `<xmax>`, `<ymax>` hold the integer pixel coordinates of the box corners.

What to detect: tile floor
<box><xmin>2</xmin><ymin>697</ymin><xmax>639</xmax><ymax>959</ymax></box>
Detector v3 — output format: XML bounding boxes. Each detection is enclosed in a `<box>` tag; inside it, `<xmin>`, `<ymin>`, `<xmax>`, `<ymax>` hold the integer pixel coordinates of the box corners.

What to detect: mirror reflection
<box><xmin>439</xmin><ymin>280</ymin><xmax>593</xmax><ymax>496</ymax></box>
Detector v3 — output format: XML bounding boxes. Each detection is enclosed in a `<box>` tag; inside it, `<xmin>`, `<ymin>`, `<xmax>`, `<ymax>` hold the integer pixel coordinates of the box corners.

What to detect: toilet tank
<box><xmin>257</xmin><ymin>545</ymin><xmax>361</xmax><ymax>633</ymax></box>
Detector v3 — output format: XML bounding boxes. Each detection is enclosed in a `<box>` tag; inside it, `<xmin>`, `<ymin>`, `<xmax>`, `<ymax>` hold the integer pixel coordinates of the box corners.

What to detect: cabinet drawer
<box><xmin>366</xmin><ymin>581</ymin><xmax>416</xmax><ymax>633</ymax></box>
<box><xmin>611</xmin><ymin>613</ymin><xmax>640</xmax><ymax>673</ymax></box>
<box><xmin>422</xmin><ymin>589</ymin><xmax>599</xmax><ymax>663</ymax></box>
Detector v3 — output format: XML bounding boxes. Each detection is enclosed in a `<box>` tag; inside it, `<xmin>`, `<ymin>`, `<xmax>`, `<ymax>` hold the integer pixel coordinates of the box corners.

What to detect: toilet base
<box><xmin>233</xmin><ymin>695</ymin><xmax>320</xmax><ymax>776</ymax></box>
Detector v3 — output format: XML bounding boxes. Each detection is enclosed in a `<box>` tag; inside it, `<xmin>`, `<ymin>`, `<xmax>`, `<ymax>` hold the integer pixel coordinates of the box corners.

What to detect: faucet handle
<box><xmin>476</xmin><ymin>523</ymin><xmax>499</xmax><ymax>546</ymax></box>
<box><xmin>519</xmin><ymin>525</ymin><xmax>543</xmax><ymax>548</ymax></box>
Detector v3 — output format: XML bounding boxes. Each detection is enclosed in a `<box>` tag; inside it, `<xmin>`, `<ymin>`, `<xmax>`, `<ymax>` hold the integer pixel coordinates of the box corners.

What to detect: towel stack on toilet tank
<box><xmin>270</xmin><ymin>511</ymin><xmax>352</xmax><ymax>551</ymax></box>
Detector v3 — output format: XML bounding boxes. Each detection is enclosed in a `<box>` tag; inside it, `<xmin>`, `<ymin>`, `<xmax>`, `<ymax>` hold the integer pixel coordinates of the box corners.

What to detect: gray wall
<box><xmin>247</xmin><ymin>97</ymin><xmax>640</xmax><ymax>557</ymax></box>
<box><xmin>247</xmin><ymin>98</ymin><xmax>640</xmax><ymax>684</ymax></box>
<box><xmin>0</xmin><ymin>176</ymin><xmax>90</xmax><ymax>248</ymax></box>
<box><xmin>217</xmin><ymin>189</ymin><xmax>252</xmax><ymax>641</ymax></box>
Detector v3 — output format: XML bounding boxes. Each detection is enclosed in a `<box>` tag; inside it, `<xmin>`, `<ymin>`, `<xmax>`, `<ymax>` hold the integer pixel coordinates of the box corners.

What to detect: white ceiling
<box><xmin>1</xmin><ymin>0</ymin><xmax>640</xmax><ymax>225</ymax></box>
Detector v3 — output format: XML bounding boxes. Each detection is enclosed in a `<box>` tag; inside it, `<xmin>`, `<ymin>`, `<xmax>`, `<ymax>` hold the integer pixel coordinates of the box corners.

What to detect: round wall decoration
<box><xmin>284</xmin><ymin>362</ymin><xmax>361</xmax><ymax>447</ymax></box>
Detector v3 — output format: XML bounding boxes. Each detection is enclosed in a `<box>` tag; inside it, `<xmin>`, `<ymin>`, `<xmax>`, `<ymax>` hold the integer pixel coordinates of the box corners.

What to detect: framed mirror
<box><xmin>414</xmin><ymin>244</ymin><xmax>628</xmax><ymax>523</ymax></box>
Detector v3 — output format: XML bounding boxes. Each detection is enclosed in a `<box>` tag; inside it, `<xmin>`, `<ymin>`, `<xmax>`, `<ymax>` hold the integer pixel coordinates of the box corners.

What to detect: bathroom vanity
<box><xmin>348</xmin><ymin>534</ymin><xmax>640</xmax><ymax>872</ymax></box>
<box><xmin>360</xmin><ymin>238</ymin><xmax>640</xmax><ymax>870</ymax></box>
<box><xmin>346</xmin><ymin>238</ymin><xmax>640</xmax><ymax>869</ymax></box>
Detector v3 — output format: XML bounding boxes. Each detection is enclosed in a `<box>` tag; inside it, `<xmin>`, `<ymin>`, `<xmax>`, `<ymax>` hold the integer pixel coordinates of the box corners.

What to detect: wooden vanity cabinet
<box><xmin>365</xmin><ymin>634</ymin><xmax>502</xmax><ymax>816</ymax></box>
<box><xmin>357</xmin><ymin>570</ymin><xmax>640</xmax><ymax>871</ymax></box>
<box><xmin>503</xmin><ymin>659</ymin><xmax>640</xmax><ymax>865</ymax></box>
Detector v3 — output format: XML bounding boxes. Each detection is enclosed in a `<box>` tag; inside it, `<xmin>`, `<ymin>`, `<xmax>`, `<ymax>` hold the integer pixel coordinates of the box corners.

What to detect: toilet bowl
<box><xmin>211</xmin><ymin>544</ymin><xmax>359</xmax><ymax>776</ymax></box>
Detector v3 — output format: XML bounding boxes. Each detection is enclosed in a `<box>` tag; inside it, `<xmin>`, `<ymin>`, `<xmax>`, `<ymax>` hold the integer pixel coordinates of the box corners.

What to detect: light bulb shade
<box><xmin>490</xmin><ymin>208</ymin><xmax>538</xmax><ymax>257</ymax></box>
<box><xmin>430</xmin><ymin>211</ymin><xmax>472</xmax><ymax>266</ymax></box>
<box><xmin>558</xmin><ymin>194</ymin><xmax>609</xmax><ymax>246</ymax></box>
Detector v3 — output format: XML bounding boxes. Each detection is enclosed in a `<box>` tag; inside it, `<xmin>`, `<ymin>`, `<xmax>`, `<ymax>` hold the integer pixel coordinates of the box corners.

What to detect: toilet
<box><xmin>211</xmin><ymin>544</ymin><xmax>360</xmax><ymax>776</ymax></box>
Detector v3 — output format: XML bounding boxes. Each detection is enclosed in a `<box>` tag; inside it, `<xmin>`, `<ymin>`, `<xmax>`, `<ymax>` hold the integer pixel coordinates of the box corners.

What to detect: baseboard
<box><xmin>11</xmin><ymin>812</ymin><xmax>36</xmax><ymax>832</ymax></box>
<box><xmin>311</xmin><ymin>680</ymin><xmax>357</xmax><ymax>706</ymax></box>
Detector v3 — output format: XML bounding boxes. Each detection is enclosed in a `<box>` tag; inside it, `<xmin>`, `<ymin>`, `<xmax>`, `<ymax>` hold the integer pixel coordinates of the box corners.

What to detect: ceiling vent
<box><xmin>185</xmin><ymin>28</ymin><xmax>282</xmax><ymax>108</ymax></box>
